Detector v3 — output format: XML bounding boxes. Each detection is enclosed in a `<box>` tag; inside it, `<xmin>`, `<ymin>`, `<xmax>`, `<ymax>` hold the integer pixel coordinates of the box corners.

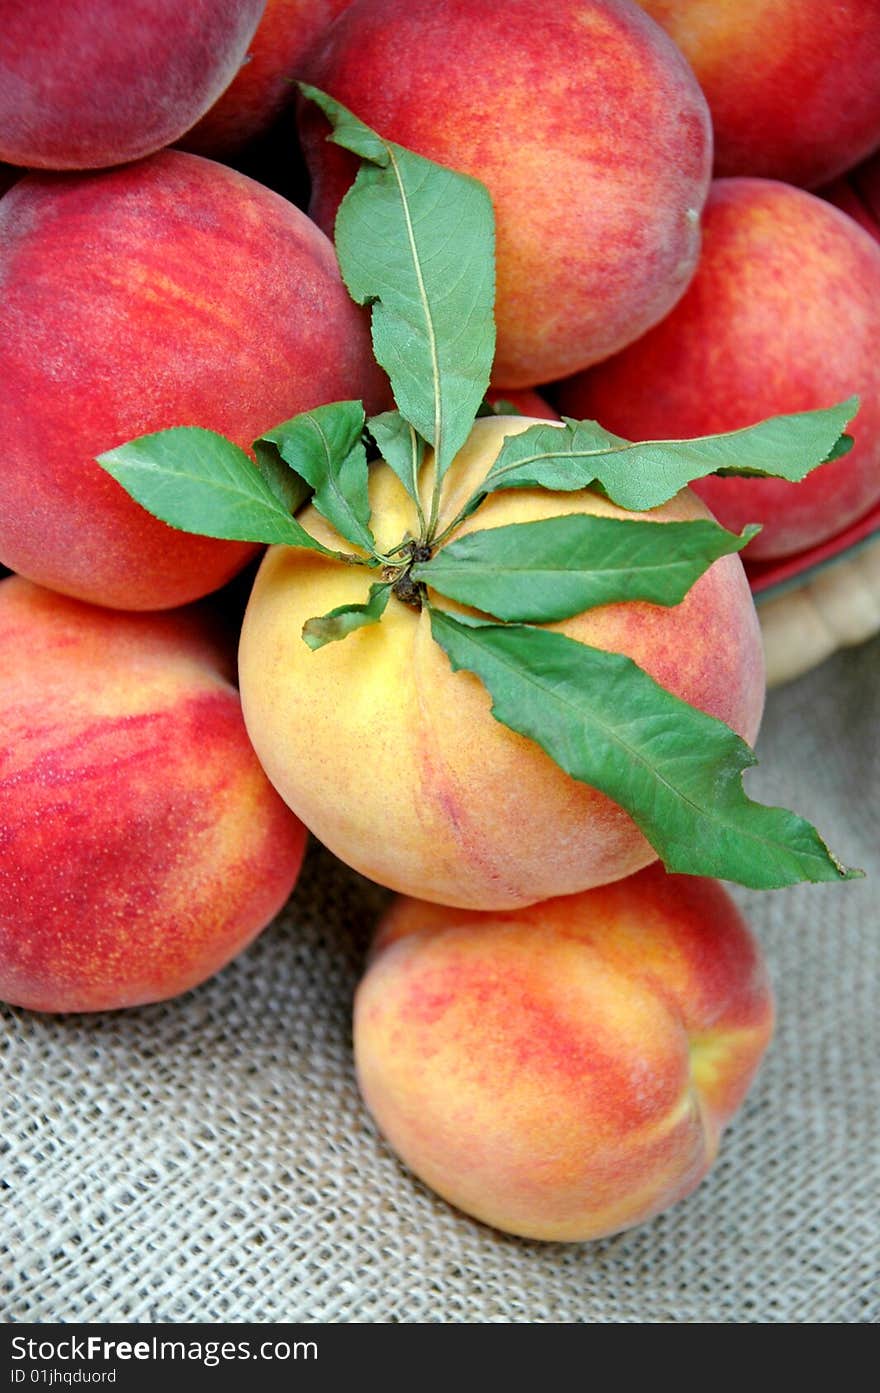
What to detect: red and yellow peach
<box><xmin>299</xmin><ymin>0</ymin><xmax>712</xmax><ymax>387</ymax></box>
<box><xmin>558</xmin><ymin>179</ymin><xmax>880</xmax><ymax>561</ymax></box>
<box><xmin>355</xmin><ymin>864</ymin><xmax>775</xmax><ymax>1241</ymax></box>
<box><xmin>0</xmin><ymin>0</ymin><xmax>267</xmax><ymax>169</ymax></box>
<box><xmin>0</xmin><ymin>151</ymin><xmax>386</xmax><ymax>610</ymax></box>
<box><xmin>0</xmin><ymin>577</ymin><xmax>307</xmax><ymax>1013</ymax></box>
<box><xmin>636</xmin><ymin>1</ymin><xmax>880</xmax><ymax>188</ymax></box>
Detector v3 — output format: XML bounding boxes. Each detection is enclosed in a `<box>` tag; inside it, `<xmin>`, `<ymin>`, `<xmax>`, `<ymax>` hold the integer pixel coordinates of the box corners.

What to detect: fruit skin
<box><xmin>558</xmin><ymin>179</ymin><xmax>880</xmax><ymax>562</ymax></box>
<box><xmin>0</xmin><ymin>151</ymin><xmax>387</xmax><ymax>611</ymax></box>
<box><xmin>821</xmin><ymin>151</ymin><xmax>880</xmax><ymax>244</ymax></box>
<box><xmin>238</xmin><ymin>415</ymin><xmax>765</xmax><ymax>910</ymax></box>
<box><xmin>298</xmin><ymin>0</ymin><xmax>711</xmax><ymax>388</ymax></box>
<box><xmin>182</xmin><ymin>0</ymin><xmax>353</xmax><ymax>158</ymax></box>
<box><xmin>355</xmin><ymin>863</ymin><xmax>774</xmax><ymax>1241</ymax></box>
<box><xmin>635</xmin><ymin>0</ymin><xmax>880</xmax><ymax>189</ymax></box>
<box><xmin>0</xmin><ymin>0</ymin><xmax>267</xmax><ymax>170</ymax></box>
<box><xmin>0</xmin><ymin>577</ymin><xmax>307</xmax><ymax>1014</ymax></box>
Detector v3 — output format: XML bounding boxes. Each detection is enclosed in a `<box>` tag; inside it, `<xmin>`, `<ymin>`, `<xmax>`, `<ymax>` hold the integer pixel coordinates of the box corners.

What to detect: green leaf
<box><xmin>302</xmin><ymin>582</ymin><xmax>391</xmax><ymax>650</ymax></box>
<box><xmin>429</xmin><ymin>609</ymin><xmax>861</xmax><ymax>890</ymax></box>
<box><xmin>369</xmin><ymin>410</ymin><xmax>425</xmax><ymax>516</ymax></box>
<box><xmin>588</xmin><ymin>399</ymin><xmax>860</xmax><ymax>509</ymax></box>
<box><xmin>470</xmin><ymin>400</ymin><xmax>860</xmax><ymax>514</ymax></box>
<box><xmin>261</xmin><ymin>401</ymin><xmax>375</xmax><ymax>555</ymax></box>
<box><xmin>97</xmin><ymin>427</ymin><xmax>337</xmax><ymax>552</ymax></box>
<box><xmin>301</xmin><ymin>86</ymin><xmax>496</xmax><ymax>490</ymax></box>
<box><xmin>820</xmin><ymin>432</ymin><xmax>855</xmax><ymax>464</ymax></box>
<box><xmin>252</xmin><ymin>437</ymin><xmax>312</xmax><ymax>516</ymax></box>
<box><xmin>473</xmin><ymin>418</ymin><xmax>623</xmax><ymax>501</ymax></box>
<box><xmin>300</xmin><ymin>83</ymin><xmax>388</xmax><ymax>163</ymax></box>
<box><xmin>413</xmin><ymin>516</ymin><xmax>760</xmax><ymax>622</ymax></box>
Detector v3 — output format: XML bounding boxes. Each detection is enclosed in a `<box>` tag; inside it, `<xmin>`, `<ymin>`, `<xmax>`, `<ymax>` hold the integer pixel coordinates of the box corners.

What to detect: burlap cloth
<box><xmin>2</xmin><ymin>634</ymin><xmax>877</xmax><ymax>1324</ymax></box>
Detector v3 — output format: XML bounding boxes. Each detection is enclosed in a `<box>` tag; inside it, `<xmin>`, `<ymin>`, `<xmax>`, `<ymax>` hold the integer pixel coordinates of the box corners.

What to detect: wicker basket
<box><xmin>752</xmin><ymin>511</ymin><xmax>880</xmax><ymax>687</ymax></box>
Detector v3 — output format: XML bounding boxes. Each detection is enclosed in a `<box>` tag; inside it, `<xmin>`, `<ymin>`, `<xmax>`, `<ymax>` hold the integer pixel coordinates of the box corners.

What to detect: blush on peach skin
<box><xmin>636</xmin><ymin>1</ymin><xmax>880</xmax><ymax>189</ymax></box>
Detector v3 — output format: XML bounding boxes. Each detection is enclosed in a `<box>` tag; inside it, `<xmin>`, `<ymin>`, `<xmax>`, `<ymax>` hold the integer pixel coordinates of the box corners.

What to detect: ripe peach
<box><xmin>0</xmin><ymin>151</ymin><xmax>387</xmax><ymax>610</ymax></box>
<box><xmin>355</xmin><ymin>863</ymin><xmax>775</xmax><ymax>1241</ymax></box>
<box><xmin>298</xmin><ymin>0</ymin><xmax>711</xmax><ymax>388</ymax></box>
<box><xmin>558</xmin><ymin>179</ymin><xmax>880</xmax><ymax>561</ymax></box>
<box><xmin>0</xmin><ymin>577</ymin><xmax>306</xmax><ymax>1014</ymax></box>
<box><xmin>238</xmin><ymin>416</ymin><xmax>765</xmax><ymax>909</ymax></box>
<box><xmin>0</xmin><ymin>0</ymin><xmax>267</xmax><ymax>170</ymax></box>
<box><xmin>635</xmin><ymin>1</ymin><xmax>880</xmax><ymax>188</ymax></box>
<box><xmin>182</xmin><ymin>0</ymin><xmax>353</xmax><ymax>158</ymax></box>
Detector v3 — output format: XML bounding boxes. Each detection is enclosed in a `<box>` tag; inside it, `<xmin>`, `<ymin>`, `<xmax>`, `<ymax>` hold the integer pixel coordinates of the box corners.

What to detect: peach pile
<box><xmin>2</xmin><ymin>0</ymin><xmax>874</xmax><ymax>1246</ymax></box>
<box><xmin>181</xmin><ymin>0</ymin><xmax>354</xmax><ymax>157</ymax></box>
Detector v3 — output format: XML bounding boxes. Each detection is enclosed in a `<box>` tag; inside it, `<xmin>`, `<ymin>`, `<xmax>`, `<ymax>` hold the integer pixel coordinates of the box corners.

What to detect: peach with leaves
<box><xmin>237</xmin><ymin>411</ymin><xmax>772</xmax><ymax>907</ymax></box>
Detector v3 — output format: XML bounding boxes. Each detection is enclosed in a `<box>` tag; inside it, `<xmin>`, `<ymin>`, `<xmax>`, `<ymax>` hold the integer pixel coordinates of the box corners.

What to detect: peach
<box><xmin>635</xmin><ymin>1</ymin><xmax>880</xmax><ymax>188</ymax></box>
<box><xmin>0</xmin><ymin>151</ymin><xmax>387</xmax><ymax>611</ymax></box>
<box><xmin>298</xmin><ymin>0</ymin><xmax>712</xmax><ymax>387</ymax></box>
<box><xmin>0</xmin><ymin>576</ymin><xmax>306</xmax><ymax>1013</ymax></box>
<box><xmin>238</xmin><ymin>415</ymin><xmax>765</xmax><ymax>909</ymax></box>
<box><xmin>355</xmin><ymin>863</ymin><xmax>774</xmax><ymax>1241</ymax></box>
<box><xmin>0</xmin><ymin>1</ymin><xmax>268</xmax><ymax>170</ymax></box>
<box><xmin>182</xmin><ymin>0</ymin><xmax>353</xmax><ymax>158</ymax></box>
<box><xmin>557</xmin><ymin>179</ymin><xmax>880</xmax><ymax>562</ymax></box>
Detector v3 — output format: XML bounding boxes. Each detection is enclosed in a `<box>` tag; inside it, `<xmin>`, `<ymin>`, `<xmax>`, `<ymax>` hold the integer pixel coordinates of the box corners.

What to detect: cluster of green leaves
<box><xmin>97</xmin><ymin>86</ymin><xmax>861</xmax><ymax>891</ymax></box>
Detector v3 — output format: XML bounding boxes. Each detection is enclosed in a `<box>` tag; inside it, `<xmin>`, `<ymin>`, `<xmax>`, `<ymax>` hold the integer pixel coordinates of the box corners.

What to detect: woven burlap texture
<box><xmin>2</xmin><ymin>634</ymin><xmax>878</xmax><ymax>1324</ymax></box>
